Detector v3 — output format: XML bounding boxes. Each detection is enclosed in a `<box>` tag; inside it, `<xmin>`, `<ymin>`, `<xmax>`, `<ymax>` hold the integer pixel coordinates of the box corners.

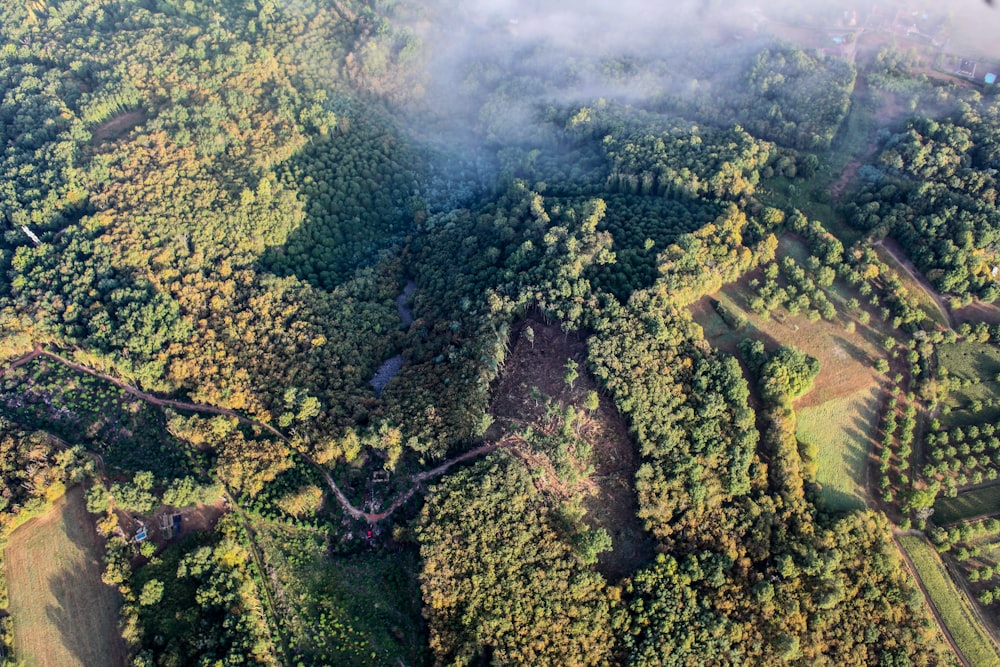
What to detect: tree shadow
<box><xmin>805</xmin><ymin>388</ymin><xmax>878</xmax><ymax>512</ymax></box>
<box><xmin>817</xmin><ymin>485</ymin><xmax>865</xmax><ymax>512</ymax></box>
<box><xmin>41</xmin><ymin>489</ymin><xmax>127</xmax><ymax>667</ymax></box>
<box><xmin>831</xmin><ymin>334</ymin><xmax>872</xmax><ymax>365</ymax></box>
<box><xmin>256</xmin><ymin>117</ymin><xmax>418</xmax><ymax>292</ymax></box>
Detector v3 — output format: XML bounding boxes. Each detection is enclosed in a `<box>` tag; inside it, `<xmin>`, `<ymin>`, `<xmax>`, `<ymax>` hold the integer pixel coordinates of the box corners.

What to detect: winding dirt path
<box><xmin>875</xmin><ymin>238</ymin><xmax>954</xmax><ymax>329</ymax></box>
<box><xmin>1</xmin><ymin>344</ymin><xmax>501</xmax><ymax>523</ymax></box>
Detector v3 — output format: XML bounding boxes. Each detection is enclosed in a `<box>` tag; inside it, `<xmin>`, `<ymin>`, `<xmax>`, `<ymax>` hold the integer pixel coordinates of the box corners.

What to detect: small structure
<box><xmin>372</xmin><ymin>470</ymin><xmax>390</xmax><ymax>484</ymax></box>
<box><xmin>159</xmin><ymin>512</ymin><xmax>174</xmax><ymax>540</ymax></box>
<box><xmin>172</xmin><ymin>514</ymin><xmax>182</xmax><ymax>538</ymax></box>
<box><xmin>958</xmin><ymin>58</ymin><xmax>977</xmax><ymax>78</ymax></box>
<box><xmin>19</xmin><ymin>226</ymin><xmax>40</xmax><ymax>246</ymax></box>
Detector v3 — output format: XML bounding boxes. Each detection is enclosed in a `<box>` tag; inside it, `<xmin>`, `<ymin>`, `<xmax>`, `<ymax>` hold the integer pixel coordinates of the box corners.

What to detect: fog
<box><xmin>374</xmin><ymin>0</ymin><xmax>1000</xmax><ymax>207</ymax></box>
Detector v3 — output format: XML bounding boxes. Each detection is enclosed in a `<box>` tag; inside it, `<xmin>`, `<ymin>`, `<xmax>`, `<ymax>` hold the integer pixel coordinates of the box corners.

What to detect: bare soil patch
<box><xmin>116</xmin><ymin>497</ymin><xmax>228</xmax><ymax>550</ymax></box>
<box><xmin>488</xmin><ymin>316</ymin><xmax>654</xmax><ymax>581</ymax></box>
<box><xmin>92</xmin><ymin>110</ymin><xmax>146</xmax><ymax>143</ymax></box>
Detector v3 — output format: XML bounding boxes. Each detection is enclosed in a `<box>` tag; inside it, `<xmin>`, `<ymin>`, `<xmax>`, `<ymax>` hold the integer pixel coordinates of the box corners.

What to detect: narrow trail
<box><xmin>874</xmin><ymin>238</ymin><xmax>954</xmax><ymax>329</ymax></box>
<box><xmin>1</xmin><ymin>344</ymin><xmax>502</xmax><ymax>524</ymax></box>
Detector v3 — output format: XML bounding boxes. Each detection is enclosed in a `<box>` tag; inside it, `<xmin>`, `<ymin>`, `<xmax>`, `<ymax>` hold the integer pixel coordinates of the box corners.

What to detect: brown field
<box><xmin>488</xmin><ymin>316</ymin><xmax>654</xmax><ymax>581</ymax></box>
<box><xmin>5</xmin><ymin>486</ymin><xmax>126</xmax><ymax>667</ymax></box>
<box><xmin>688</xmin><ymin>249</ymin><xmax>888</xmax><ymax>409</ymax></box>
<box><xmin>955</xmin><ymin>301</ymin><xmax>1000</xmax><ymax>326</ymax></box>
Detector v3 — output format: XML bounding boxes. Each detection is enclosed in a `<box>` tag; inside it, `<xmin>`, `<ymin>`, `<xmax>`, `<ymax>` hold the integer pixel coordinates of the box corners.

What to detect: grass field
<box><xmin>797</xmin><ymin>387</ymin><xmax>879</xmax><ymax>511</ymax></box>
<box><xmin>690</xmin><ymin>237</ymin><xmax>887</xmax><ymax>409</ymax></box>
<box><xmin>899</xmin><ymin>534</ymin><xmax>1000</xmax><ymax>667</ymax></box>
<box><xmin>936</xmin><ymin>485</ymin><xmax>1000</xmax><ymax>525</ymax></box>
<box><xmin>938</xmin><ymin>340</ymin><xmax>1000</xmax><ymax>413</ymax></box>
<box><xmin>5</xmin><ymin>485</ymin><xmax>125</xmax><ymax>667</ymax></box>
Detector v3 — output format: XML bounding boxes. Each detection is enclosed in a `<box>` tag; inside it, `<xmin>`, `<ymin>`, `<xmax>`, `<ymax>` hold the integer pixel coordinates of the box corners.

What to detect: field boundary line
<box><xmin>894</xmin><ymin>533</ymin><xmax>970</xmax><ymax>667</ymax></box>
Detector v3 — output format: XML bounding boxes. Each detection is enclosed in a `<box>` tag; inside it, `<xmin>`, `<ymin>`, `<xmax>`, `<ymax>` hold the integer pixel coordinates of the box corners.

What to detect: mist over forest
<box><xmin>6</xmin><ymin>0</ymin><xmax>1000</xmax><ymax>664</ymax></box>
<box><xmin>352</xmin><ymin>0</ymin><xmax>1000</xmax><ymax>208</ymax></box>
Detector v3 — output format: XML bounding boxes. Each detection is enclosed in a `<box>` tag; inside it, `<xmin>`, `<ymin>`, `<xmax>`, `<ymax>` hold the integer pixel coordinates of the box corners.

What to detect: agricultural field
<box><xmin>5</xmin><ymin>486</ymin><xmax>126</xmax><ymax>667</ymax></box>
<box><xmin>899</xmin><ymin>534</ymin><xmax>1000</xmax><ymax>667</ymax></box>
<box><xmin>797</xmin><ymin>387</ymin><xmax>879</xmax><ymax>511</ymax></box>
<box><xmin>936</xmin><ymin>486</ymin><xmax>1000</xmax><ymax>526</ymax></box>
<box><xmin>933</xmin><ymin>517</ymin><xmax>1000</xmax><ymax>634</ymax></box>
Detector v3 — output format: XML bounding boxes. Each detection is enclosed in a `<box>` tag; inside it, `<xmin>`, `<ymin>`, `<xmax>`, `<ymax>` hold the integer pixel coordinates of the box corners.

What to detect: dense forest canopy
<box><xmin>3</xmin><ymin>0</ymin><xmax>1000</xmax><ymax>665</ymax></box>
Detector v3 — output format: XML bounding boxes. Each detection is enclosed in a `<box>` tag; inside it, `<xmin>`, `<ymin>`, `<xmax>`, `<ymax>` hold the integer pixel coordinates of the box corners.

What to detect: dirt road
<box><xmin>1</xmin><ymin>344</ymin><xmax>503</xmax><ymax>524</ymax></box>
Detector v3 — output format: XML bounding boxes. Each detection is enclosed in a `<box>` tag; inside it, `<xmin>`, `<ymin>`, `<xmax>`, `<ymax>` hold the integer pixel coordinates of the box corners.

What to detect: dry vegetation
<box><xmin>688</xmin><ymin>235</ymin><xmax>906</xmax><ymax>513</ymax></box>
<box><xmin>689</xmin><ymin>251</ymin><xmax>889</xmax><ymax>409</ymax></box>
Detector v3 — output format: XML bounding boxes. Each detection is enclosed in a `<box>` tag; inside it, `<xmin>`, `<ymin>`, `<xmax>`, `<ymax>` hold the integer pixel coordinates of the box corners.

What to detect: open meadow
<box><xmin>797</xmin><ymin>387</ymin><xmax>879</xmax><ymax>511</ymax></box>
<box><xmin>689</xmin><ymin>234</ymin><xmax>895</xmax><ymax>512</ymax></box>
<box><xmin>938</xmin><ymin>339</ymin><xmax>1000</xmax><ymax>412</ymax></box>
<box><xmin>690</xmin><ymin>235</ymin><xmax>888</xmax><ymax>409</ymax></box>
<box><xmin>5</xmin><ymin>486</ymin><xmax>125</xmax><ymax>667</ymax></box>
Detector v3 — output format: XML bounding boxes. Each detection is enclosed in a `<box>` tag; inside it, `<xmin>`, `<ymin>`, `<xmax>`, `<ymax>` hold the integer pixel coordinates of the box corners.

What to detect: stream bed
<box><xmin>370</xmin><ymin>280</ymin><xmax>417</xmax><ymax>395</ymax></box>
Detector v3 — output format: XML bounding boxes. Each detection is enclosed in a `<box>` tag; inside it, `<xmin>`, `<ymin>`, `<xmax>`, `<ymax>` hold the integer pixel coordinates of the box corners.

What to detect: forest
<box><xmin>2</xmin><ymin>0</ymin><xmax>1000</xmax><ymax>665</ymax></box>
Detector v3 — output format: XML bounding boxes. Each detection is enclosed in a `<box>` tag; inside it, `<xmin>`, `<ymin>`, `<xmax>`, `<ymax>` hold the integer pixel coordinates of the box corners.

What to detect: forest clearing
<box><xmin>797</xmin><ymin>387</ymin><xmax>880</xmax><ymax>511</ymax></box>
<box><xmin>3</xmin><ymin>0</ymin><xmax>1000</xmax><ymax>662</ymax></box>
<box><xmin>485</xmin><ymin>316</ymin><xmax>654</xmax><ymax>580</ymax></box>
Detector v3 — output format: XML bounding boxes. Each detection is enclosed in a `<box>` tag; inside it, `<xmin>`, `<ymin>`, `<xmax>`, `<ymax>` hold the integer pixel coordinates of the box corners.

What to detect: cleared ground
<box><xmin>487</xmin><ymin>317</ymin><xmax>654</xmax><ymax>581</ymax></box>
<box><xmin>690</xmin><ymin>236</ymin><xmax>896</xmax><ymax>516</ymax></box>
<box><xmin>900</xmin><ymin>534</ymin><xmax>1000</xmax><ymax>667</ymax></box>
<box><xmin>689</xmin><ymin>237</ymin><xmax>888</xmax><ymax>409</ymax></box>
<box><xmin>797</xmin><ymin>386</ymin><xmax>879</xmax><ymax>511</ymax></box>
<box><xmin>5</xmin><ymin>485</ymin><xmax>126</xmax><ymax>667</ymax></box>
